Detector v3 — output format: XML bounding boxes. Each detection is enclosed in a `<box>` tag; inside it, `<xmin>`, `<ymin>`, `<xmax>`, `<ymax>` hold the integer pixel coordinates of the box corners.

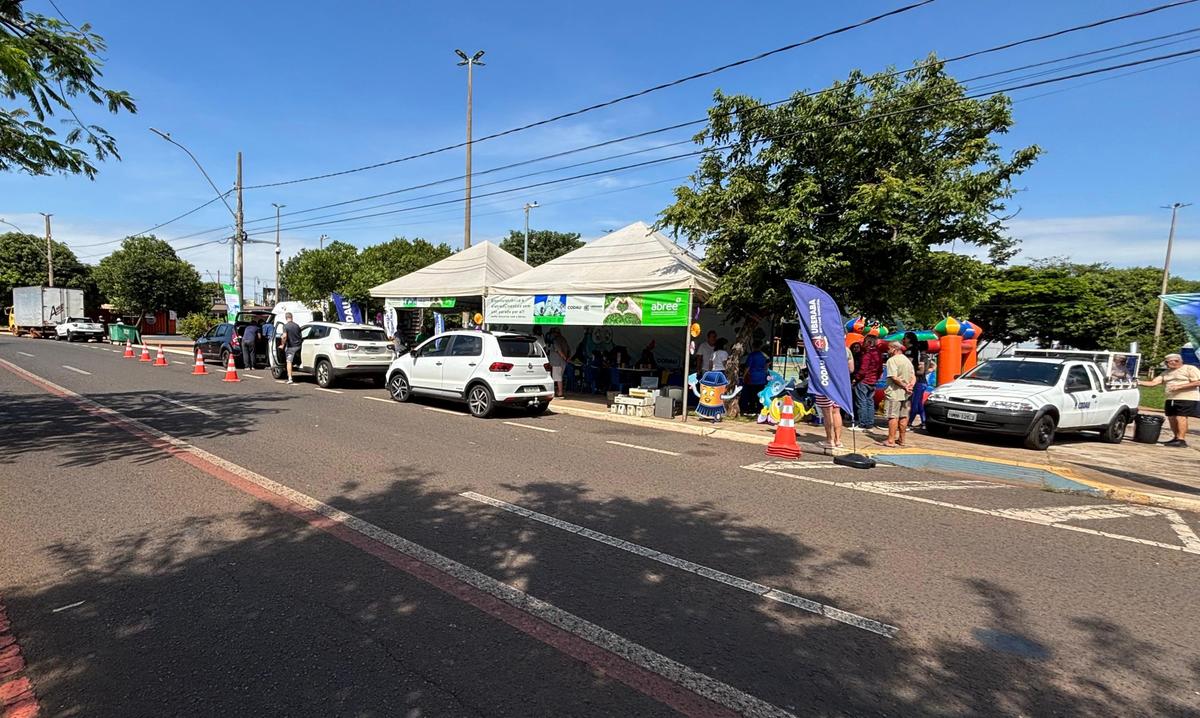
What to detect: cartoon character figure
<box><xmin>687</xmin><ymin>371</ymin><xmax>742</xmax><ymax>422</ymax></box>
<box><xmin>755</xmin><ymin>370</ymin><xmax>814</xmax><ymax>425</ymax></box>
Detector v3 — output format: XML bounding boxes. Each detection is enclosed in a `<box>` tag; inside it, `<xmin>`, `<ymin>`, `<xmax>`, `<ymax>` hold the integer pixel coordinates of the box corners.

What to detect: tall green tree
<box><xmin>92</xmin><ymin>236</ymin><xmax>205</xmax><ymax>326</ymax></box>
<box><xmin>278</xmin><ymin>240</ymin><xmax>360</xmax><ymax>305</ymax></box>
<box><xmin>972</xmin><ymin>261</ymin><xmax>1200</xmax><ymax>364</ymax></box>
<box><xmin>1</xmin><ymin>1</ymin><xmax>137</xmax><ymax>177</ymax></box>
<box><xmin>499</xmin><ymin>229</ymin><xmax>583</xmax><ymax>267</ymax></box>
<box><xmin>0</xmin><ymin>230</ymin><xmax>97</xmax><ymax>308</ymax></box>
<box><xmin>346</xmin><ymin>237</ymin><xmax>452</xmax><ymax>301</ymax></box>
<box><xmin>659</xmin><ymin>57</ymin><xmax>1040</xmax><ymax>325</ymax></box>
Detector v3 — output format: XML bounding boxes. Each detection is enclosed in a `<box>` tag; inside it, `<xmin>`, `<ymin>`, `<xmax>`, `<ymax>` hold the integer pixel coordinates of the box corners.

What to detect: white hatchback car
<box><xmin>269</xmin><ymin>321</ymin><xmax>393</xmax><ymax>387</ymax></box>
<box><xmin>385</xmin><ymin>330</ymin><xmax>554</xmax><ymax>418</ymax></box>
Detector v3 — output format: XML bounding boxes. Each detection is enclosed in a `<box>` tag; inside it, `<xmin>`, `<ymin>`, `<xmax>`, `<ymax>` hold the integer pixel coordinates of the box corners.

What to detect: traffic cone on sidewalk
<box><xmin>221</xmin><ymin>353</ymin><xmax>241</xmax><ymax>382</ymax></box>
<box><xmin>153</xmin><ymin>345</ymin><xmax>169</xmax><ymax>367</ymax></box>
<box><xmin>191</xmin><ymin>349</ymin><xmax>208</xmax><ymax>375</ymax></box>
<box><xmin>122</xmin><ymin>338</ymin><xmax>135</xmax><ymax>359</ymax></box>
<box><xmin>138</xmin><ymin>344</ymin><xmax>152</xmax><ymax>362</ymax></box>
<box><xmin>766</xmin><ymin>394</ymin><xmax>802</xmax><ymax>459</ymax></box>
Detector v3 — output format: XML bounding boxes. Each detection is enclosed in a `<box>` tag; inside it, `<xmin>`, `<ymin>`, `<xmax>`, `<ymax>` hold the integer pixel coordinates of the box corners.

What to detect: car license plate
<box><xmin>519</xmin><ymin>386</ymin><xmax>541</xmax><ymax>393</ymax></box>
<box><xmin>947</xmin><ymin>409</ymin><xmax>977</xmax><ymax>422</ymax></box>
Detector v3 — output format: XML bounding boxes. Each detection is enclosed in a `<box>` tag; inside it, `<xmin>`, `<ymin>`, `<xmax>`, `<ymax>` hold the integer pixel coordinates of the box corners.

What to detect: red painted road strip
<box><xmin>0</xmin><ymin>600</ymin><xmax>40</xmax><ymax>718</ymax></box>
<box><xmin>0</xmin><ymin>358</ymin><xmax>766</xmax><ymax>718</ymax></box>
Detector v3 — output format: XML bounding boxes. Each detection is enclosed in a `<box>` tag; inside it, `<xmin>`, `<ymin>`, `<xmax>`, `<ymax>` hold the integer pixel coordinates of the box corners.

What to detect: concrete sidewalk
<box><xmin>550</xmin><ymin>396</ymin><xmax>1200</xmax><ymax>514</ymax></box>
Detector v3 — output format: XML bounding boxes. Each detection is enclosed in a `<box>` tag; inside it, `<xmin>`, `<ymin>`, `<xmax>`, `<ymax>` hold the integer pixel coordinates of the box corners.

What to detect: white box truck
<box><xmin>7</xmin><ymin>286</ymin><xmax>84</xmax><ymax>338</ymax></box>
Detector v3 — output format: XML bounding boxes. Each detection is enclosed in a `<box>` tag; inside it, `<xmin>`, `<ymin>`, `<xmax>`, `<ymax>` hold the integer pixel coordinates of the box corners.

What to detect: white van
<box><xmin>925</xmin><ymin>349</ymin><xmax>1141</xmax><ymax>450</ymax></box>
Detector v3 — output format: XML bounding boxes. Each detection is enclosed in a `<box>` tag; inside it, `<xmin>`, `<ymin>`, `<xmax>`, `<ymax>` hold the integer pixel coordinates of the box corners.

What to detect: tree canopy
<box><xmin>971</xmin><ymin>261</ymin><xmax>1200</xmax><ymax>363</ymax></box>
<box><xmin>280</xmin><ymin>237</ymin><xmax>452</xmax><ymax>306</ymax></box>
<box><xmin>1</xmin><ymin>1</ymin><xmax>137</xmax><ymax>178</ymax></box>
<box><xmin>0</xmin><ymin>230</ymin><xmax>97</xmax><ymax>308</ymax></box>
<box><xmin>498</xmin><ymin>229</ymin><xmax>583</xmax><ymax>267</ymax></box>
<box><xmin>659</xmin><ymin>57</ymin><xmax>1040</xmax><ymax>323</ymax></box>
<box><xmin>92</xmin><ymin>236</ymin><xmax>206</xmax><ymax>323</ymax></box>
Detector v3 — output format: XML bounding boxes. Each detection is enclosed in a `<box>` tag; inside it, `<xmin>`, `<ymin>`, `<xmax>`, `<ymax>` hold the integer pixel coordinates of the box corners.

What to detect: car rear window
<box><xmin>498</xmin><ymin>336</ymin><xmax>545</xmax><ymax>358</ymax></box>
<box><xmin>340</xmin><ymin>328</ymin><xmax>386</xmax><ymax>342</ymax></box>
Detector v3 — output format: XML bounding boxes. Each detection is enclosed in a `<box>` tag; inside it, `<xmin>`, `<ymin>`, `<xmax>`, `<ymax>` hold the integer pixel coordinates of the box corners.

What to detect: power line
<box><xmin>68</xmin><ymin>190</ymin><xmax>235</xmax><ymax>249</ymax></box>
<box><xmin>240</xmin><ymin>1</ymin><xmax>937</xmax><ymax>190</ymax></box>
<box><xmin>241</xmin><ymin>48</ymin><xmax>1200</xmax><ymax>239</ymax></box>
<box><xmin>238</xmin><ymin>0</ymin><xmax>1196</xmax><ymax>191</ymax></box>
<box><xmin>223</xmin><ymin>15</ymin><xmax>1200</xmax><ymax>236</ymax></box>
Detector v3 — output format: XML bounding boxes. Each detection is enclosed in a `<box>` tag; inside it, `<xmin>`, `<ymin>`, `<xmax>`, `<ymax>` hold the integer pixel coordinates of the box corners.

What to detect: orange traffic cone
<box><xmin>766</xmin><ymin>394</ymin><xmax>802</xmax><ymax>459</ymax></box>
<box><xmin>221</xmin><ymin>353</ymin><xmax>241</xmax><ymax>382</ymax></box>
<box><xmin>138</xmin><ymin>344</ymin><xmax>152</xmax><ymax>362</ymax></box>
<box><xmin>191</xmin><ymin>349</ymin><xmax>208</xmax><ymax>375</ymax></box>
<box><xmin>122</xmin><ymin>338</ymin><xmax>135</xmax><ymax>359</ymax></box>
<box><xmin>153</xmin><ymin>345</ymin><xmax>169</xmax><ymax>367</ymax></box>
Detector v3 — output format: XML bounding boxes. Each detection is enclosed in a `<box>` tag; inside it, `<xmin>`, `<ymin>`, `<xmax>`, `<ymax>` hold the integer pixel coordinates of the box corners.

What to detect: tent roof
<box><xmin>489</xmin><ymin>221</ymin><xmax>716</xmax><ymax>298</ymax></box>
<box><xmin>368</xmin><ymin>241</ymin><xmax>531</xmax><ymax>298</ymax></box>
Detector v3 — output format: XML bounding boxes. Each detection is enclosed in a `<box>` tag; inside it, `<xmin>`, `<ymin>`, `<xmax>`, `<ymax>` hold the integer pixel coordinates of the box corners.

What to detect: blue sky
<box><xmin>2</xmin><ymin>0</ymin><xmax>1198</xmax><ymax>296</ymax></box>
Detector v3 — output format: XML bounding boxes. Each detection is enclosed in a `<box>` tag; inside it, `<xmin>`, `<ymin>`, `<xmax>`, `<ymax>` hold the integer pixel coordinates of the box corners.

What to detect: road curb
<box><xmin>551</xmin><ymin>403</ymin><xmax>1200</xmax><ymax>514</ymax></box>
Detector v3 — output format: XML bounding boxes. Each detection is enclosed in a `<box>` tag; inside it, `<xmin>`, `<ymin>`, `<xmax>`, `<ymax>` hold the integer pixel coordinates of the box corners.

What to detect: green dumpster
<box><xmin>108</xmin><ymin>323</ymin><xmax>141</xmax><ymax>345</ymax></box>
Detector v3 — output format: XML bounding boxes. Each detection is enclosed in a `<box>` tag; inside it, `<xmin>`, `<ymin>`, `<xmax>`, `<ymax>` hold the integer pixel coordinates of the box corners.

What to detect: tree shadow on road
<box><xmin>1</xmin><ymin>459</ymin><xmax>1197</xmax><ymax>714</ymax></box>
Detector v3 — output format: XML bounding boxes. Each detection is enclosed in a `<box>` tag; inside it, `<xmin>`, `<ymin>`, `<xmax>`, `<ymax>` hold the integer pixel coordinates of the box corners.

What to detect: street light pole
<box><xmin>522</xmin><ymin>201</ymin><xmax>538</xmax><ymax>264</ymax></box>
<box><xmin>39</xmin><ymin>213</ymin><xmax>54</xmax><ymax>287</ymax></box>
<box><xmin>234</xmin><ymin>151</ymin><xmax>245</xmax><ymax>304</ymax></box>
<box><xmin>456</xmin><ymin>49</ymin><xmax>485</xmax><ymax>250</ymax></box>
<box><xmin>1152</xmin><ymin>202</ymin><xmax>1191</xmax><ymax>358</ymax></box>
<box><xmin>272</xmin><ymin>203</ymin><xmax>285</xmax><ymax>305</ymax></box>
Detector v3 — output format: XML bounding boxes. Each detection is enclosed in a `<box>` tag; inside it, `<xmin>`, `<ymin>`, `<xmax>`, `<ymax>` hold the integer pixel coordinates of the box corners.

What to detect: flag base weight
<box><xmin>833</xmin><ymin>453</ymin><xmax>876</xmax><ymax>469</ymax></box>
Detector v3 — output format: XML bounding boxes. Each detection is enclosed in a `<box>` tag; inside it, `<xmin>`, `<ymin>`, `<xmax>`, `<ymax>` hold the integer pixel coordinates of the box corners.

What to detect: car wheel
<box><xmin>221</xmin><ymin>349</ymin><xmax>233</xmax><ymax>369</ymax></box>
<box><xmin>387</xmin><ymin>373</ymin><xmax>411</xmax><ymax>402</ymax></box>
<box><xmin>1023</xmin><ymin>414</ymin><xmax>1057</xmax><ymax>451</ymax></box>
<box><xmin>67</xmin><ymin>331</ymin><xmax>75</xmax><ymax>342</ymax></box>
<box><xmin>925</xmin><ymin>420</ymin><xmax>950</xmax><ymax>437</ymax></box>
<box><xmin>270</xmin><ymin>364</ymin><xmax>286</xmax><ymax>380</ymax></box>
<box><xmin>526</xmin><ymin>400</ymin><xmax>550</xmax><ymax>416</ymax></box>
<box><xmin>467</xmin><ymin>383</ymin><xmax>494</xmax><ymax>418</ymax></box>
<box><xmin>315</xmin><ymin>359</ymin><xmax>335</xmax><ymax>388</ymax></box>
<box><xmin>1100</xmin><ymin>412</ymin><xmax>1128</xmax><ymax>444</ymax></box>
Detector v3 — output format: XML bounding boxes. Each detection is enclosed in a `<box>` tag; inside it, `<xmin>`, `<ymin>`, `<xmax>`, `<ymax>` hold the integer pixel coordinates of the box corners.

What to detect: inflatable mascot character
<box><xmin>756</xmin><ymin>370</ymin><xmax>814</xmax><ymax>425</ymax></box>
<box><xmin>687</xmin><ymin>371</ymin><xmax>742</xmax><ymax>422</ymax></box>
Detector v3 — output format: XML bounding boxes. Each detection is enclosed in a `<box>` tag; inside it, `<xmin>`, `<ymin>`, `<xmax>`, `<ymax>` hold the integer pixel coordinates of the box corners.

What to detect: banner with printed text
<box><xmin>384</xmin><ymin>297</ymin><xmax>457</xmax><ymax>309</ymax></box>
<box><xmin>485</xmin><ymin>291</ymin><xmax>689</xmax><ymax>326</ymax></box>
<box><xmin>221</xmin><ymin>283</ymin><xmax>241</xmax><ymax>323</ymax></box>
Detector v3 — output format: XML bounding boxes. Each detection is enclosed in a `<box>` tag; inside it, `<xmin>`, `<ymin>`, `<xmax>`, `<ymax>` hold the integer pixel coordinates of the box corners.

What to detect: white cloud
<box><xmin>1004</xmin><ymin>214</ymin><xmax>1199</xmax><ymax>277</ymax></box>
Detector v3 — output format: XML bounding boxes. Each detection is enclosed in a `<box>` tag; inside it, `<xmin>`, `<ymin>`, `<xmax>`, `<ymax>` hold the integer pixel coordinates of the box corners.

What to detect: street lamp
<box><xmin>456</xmin><ymin>49</ymin><xmax>485</xmax><ymax>249</ymax></box>
<box><xmin>522</xmin><ymin>201</ymin><xmax>539</xmax><ymax>264</ymax></box>
<box><xmin>1152</xmin><ymin>201</ymin><xmax>1191</xmax><ymax>359</ymax></box>
<box><xmin>272</xmin><ymin>203</ymin><xmax>285</xmax><ymax>304</ymax></box>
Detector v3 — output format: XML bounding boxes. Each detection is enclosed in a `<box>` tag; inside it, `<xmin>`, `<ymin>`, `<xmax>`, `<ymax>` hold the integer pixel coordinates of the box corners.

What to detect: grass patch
<box><xmin>1139</xmin><ymin>383</ymin><xmax>1165</xmax><ymax>411</ymax></box>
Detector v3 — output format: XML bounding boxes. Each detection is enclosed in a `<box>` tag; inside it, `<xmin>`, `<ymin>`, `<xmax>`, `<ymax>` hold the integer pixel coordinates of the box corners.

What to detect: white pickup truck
<box><xmin>924</xmin><ymin>349</ymin><xmax>1142</xmax><ymax>450</ymax></box>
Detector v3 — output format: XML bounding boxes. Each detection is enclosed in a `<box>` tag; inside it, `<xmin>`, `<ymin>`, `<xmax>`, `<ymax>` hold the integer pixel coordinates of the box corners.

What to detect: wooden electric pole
<box><xmin>39</xmin><ymin>213</ymin><xmax>54</xmax><ymax>287</ymax></box>
<box><xmin>234</xmin><ymin>151</ymin><xmax>245</xmax><ymax>303</ymax></box>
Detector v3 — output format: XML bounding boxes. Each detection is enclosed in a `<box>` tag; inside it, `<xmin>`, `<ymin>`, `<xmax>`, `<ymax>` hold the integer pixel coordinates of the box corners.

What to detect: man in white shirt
<box><xmin>696</xmin><ymin>330</ymin><xmax>717</xmax><ymax>371</ymax></box>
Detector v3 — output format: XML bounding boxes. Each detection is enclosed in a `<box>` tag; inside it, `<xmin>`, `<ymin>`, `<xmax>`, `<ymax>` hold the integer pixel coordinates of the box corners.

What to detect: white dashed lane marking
<box><xmin>17</xmin><ymin>351</ymin><xmax>35</xmax><ymax>357</ymax></box>
<box><xmin>362</xmin><ymin>396</ymin><xmax>393</xmax><ymax>403</ymax></box>
<box><xmin>424</xmin><ymin>406</ymin><xmax>462</xmax><ymax>415</ymax></box>
<box><xmin>503</xmin><ymin>421</ymin><xmax>557</xmax><ymax>433</ymax></box>
<box><xmin>606</xmin><ymin>440</ymin><xmax>680</xmax><ymax>456</ymax></box>
<box><xmin>61</xmin><ymin>365</ymin><xmax>91</xmax><ymax>375</ymax></box>
<box><xmin>314</xmin><ymin>387</ymin><xmax>343</xmax><ymax>394</ymax></box>
<box><xmin>460</xmin><ymin>491</ymin><xmax>898</xmax><ymax>638</ymax></box>
<box><xmin>146</xmin><ymin>394</ymin><xmax>218</xmax><ymax>418</ymax></box>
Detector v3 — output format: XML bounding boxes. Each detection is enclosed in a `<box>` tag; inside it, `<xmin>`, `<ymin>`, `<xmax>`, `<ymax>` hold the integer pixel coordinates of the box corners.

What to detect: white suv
<box><xmin>385</xmin><ymin>330</ymin><xmax>554</xmax><ymax>418</ymax></box>
<box><xmin>56</xmin><ymin>316</ymin><xmax>104</xmax><ymax>342</ymax></box>
<box><xmin>269</xmin><ymin>321</ymin><xmax>393</xmax><ymax>387</ymax></box>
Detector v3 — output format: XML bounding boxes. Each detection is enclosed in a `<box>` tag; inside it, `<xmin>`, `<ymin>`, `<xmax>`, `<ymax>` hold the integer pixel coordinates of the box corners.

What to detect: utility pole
<box><xmin>456</xmin><ymin>49</ymin><xmax>485</xmax><ymax>249</ymax></box>
<box><xmin>272</xmin><ymin>203</ymin><xmax>285</xmax><ymax>305</ymax></box>
<box><xmin>1152</xmin><ymin>202</ymin><xmax>1190</xmax><ymax>359</ymax></box>
<box><xmin>234</xmin><ymin>151</ymin><xmax>245</xmax><ymax>304</ymax></box>
<box><xmin>522</xmin><ymin>201</ymin><xmax>538</xmax><ymax>264</ymax></box>
<box><xmin>319</xmin><ymin>234</ymin><xmax>327</xmax><ymax>250</ymax></box>
<box><xmin>39</xmin><ymin>213</ymin><xmax>54</xmax><ymax>287</ymax></box>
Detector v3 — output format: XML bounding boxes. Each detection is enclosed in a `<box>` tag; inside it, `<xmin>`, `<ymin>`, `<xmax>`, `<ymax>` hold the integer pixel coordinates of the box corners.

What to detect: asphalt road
<box><xmin>1</xmin><ymin>335</ymin><xmax>1198</xmax><ymax>717</ymax></box>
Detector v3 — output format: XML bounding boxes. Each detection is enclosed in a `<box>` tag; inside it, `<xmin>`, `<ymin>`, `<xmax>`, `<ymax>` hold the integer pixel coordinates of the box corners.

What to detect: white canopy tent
<box><xmin>368</xmin><ymin>241</ymin><xmax>531</xmax><ymax>300</ymax></box>
<box><xmin>489</xmin><ymin>221</ymin><xmax>717</xmax><ymax>421</ymax></box>
<box><xmin>488</xmin><ymin>221</ymin><xmax>715</xmax><ymax>298</ymax></box>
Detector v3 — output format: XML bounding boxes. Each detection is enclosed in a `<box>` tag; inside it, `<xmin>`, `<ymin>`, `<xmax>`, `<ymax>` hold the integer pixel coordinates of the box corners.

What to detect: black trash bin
<box><xmin>1132</xmin><ymin>414</ymin><xmax>1165</xmax><ymax>444</ymax></box>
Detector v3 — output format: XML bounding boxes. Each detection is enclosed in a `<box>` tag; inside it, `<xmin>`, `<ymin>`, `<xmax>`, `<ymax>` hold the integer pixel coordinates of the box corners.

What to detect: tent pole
<box><xmin>681</xmin><ymin>288</ymin><xmax>693</xmax><ymax>423</ymax></box>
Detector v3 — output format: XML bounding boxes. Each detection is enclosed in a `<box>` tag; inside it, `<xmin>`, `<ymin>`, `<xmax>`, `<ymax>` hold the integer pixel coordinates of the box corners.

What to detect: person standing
<box><xmin>1139</xmin><ymin>354</ymin><xmax>1200</xmax><ymax>447</ymax></box>
<box><xmin>740</xmin><ymin>342</ymin><xmax>771</xmax><ymax>414</ymax></box>
<box><xmin>853</xmin><ymin>335</ymin><xmax>883</xmax><ymax>431</ymax></box>
<box><xmin>883</xmin><ymin>341</ymin><xmax>916</xmax><ymax>447</ymax></box>
<box><xmin>696</xmin><ymin>330</ymin><xmax>717</xmax><ymax>372</ymax></box>
<box><xmin>240</xmin><ymin>321</ymin><xmax>259</xmax><ymax>371</ymax></box>
<box><xmin>711</xmin><ymin>337</ymin><xmax>730</xmax><ymax>376</ymax></box>
<box><xmin>279</xmin><ymin>312</ymin><xmax>302</xmax><ymax>385</ymax></box>
<box><xmin>909</xmin><ymin>356</ymin><xmax>931</xmax><ymax>428</ymax></box>
<box><xmin>545</xmin><ymin>327</ymin><xmax>570</xmax><ymax>398</ymax></box>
